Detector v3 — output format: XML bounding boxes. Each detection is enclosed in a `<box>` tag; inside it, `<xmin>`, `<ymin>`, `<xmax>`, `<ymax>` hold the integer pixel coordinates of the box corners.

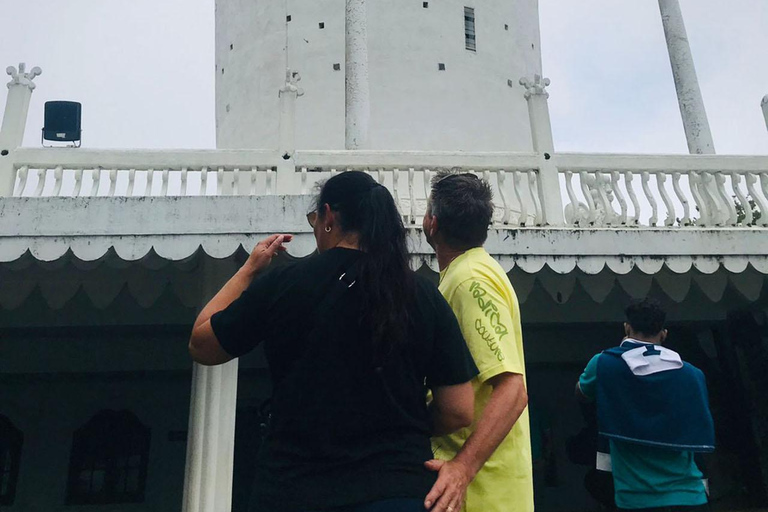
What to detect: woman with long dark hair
<box><xmin>189</xmin><ymin>171</ymin><xmax>477</xmax><ymax>512</ymax></box>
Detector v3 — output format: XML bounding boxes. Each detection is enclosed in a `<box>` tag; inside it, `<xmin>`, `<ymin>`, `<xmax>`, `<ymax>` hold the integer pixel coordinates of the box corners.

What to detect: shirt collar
<box><xmin>621</xmin><ymin>338</ymin><xmax>655</xmax><ymax>347</ymax></box>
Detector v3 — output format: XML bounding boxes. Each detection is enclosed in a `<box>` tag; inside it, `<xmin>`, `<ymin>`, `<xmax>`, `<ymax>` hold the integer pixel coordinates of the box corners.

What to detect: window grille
<box><xmin>0</xmin><ymin>416</ymin><xmax>22</xmax><ymax>506</ymax></box>
<box><xmin>66</xmin><ymin>410</ymin><xmax>150</xmax><ymax>505</ymax></box>
<box><xmin>464</xmin><ymin>7</ymin><xmax>476</xmax><ymax>51</ymax></box>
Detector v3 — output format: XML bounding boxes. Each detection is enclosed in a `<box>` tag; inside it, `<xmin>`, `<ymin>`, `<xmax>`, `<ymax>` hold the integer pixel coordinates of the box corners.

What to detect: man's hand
<box><xmin>244</xmin><ymin>234</ymin><xmax>293</xmax><ymax>275</ymax></box>
<box><xmin>423</xmin><ymin>459</ymin><xmax>473</xmax><ymax>512</ymax></box>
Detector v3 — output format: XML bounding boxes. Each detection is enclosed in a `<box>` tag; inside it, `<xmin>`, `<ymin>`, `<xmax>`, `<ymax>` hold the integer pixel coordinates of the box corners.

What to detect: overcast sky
<box><xmin>2</xmin><ymin>0</ymin><xmax>766</xmax><ymax>154</ymax></box>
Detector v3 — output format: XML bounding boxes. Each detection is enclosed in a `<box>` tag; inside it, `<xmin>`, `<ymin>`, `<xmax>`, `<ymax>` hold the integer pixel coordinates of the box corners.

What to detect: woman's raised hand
<box><xmin>244</xmin><ymin>234</ymin><xmax>293</xmax><ymax>275</ymax></box>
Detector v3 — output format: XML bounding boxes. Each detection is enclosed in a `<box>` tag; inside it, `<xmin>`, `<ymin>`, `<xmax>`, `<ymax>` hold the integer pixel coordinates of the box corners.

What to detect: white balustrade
<box><xmin>559</xmin><ymin>154</ymin><xmax>768</xmax><ymax>227</ymax></box>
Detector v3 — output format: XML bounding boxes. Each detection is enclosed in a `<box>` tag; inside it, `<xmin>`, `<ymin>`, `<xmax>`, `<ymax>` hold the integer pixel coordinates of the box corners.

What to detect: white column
<box><xmin>0</xmin><ymin>63</ymin><xmax>41</xmax><ymax>197</ymax></box>
<box><xmin>519</xmin><ymin>75</ymin><xmax>564</xmax><ymax>226</ymax></box>
<box><xmin>276</xmin><ymin>69</ymin><xmax>303</xmax><ymax>194</ymax></box>
<box><xmin>658</xmin><ymin>0</ymin><xmax>715</xmax><ymax>155</ymax></box>
<box><xmin>183</xmin><ymin>258</ymin><xmax>240</xmax><ymax>512</ymax></box>
<box><xmin>762</xmin><ymin>95</ymin><xmax>768</xmax><ymax>135</ymax></box>
<box><xmin>345</xmin><ymin>0</ymin><xmax>370</xmax><ymax>150</ymax></box>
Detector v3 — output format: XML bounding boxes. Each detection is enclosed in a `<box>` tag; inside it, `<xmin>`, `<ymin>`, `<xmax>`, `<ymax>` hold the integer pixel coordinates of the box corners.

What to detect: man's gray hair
<box><xmin>428</xmin><ymin>169</ymin><xmax>494</xmax><ymax>249</ymax></box>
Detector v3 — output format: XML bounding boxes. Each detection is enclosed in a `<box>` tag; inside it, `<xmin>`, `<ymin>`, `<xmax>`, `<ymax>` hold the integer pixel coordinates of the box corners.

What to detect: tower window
<box><xmin>438</xmin><ymin>63</ymin><xmax>446</xmax><ymax>71</ymax></box>
<box><xmin>230</xmin><ymin>43</ymin><xmax>234</xmax><ymax>50</ymax></box>
<box><xmin>423</xmin><ymin>2</ymin><xmax>429</xmax><ymax>7</ymax></box>
<box><xmin>333</xmin><ymin>63</ymin><xmax>341</xmax><ymax>71</ymax></box>
<box><xmin>66</xmin><ymin>410</ymin><xmax>151</xmax><ymax>505</ymax></box>
<box><xmin>0</xmin><ymin>416</ymin><xmax>23</xmax><ymax>506</ymax></box>
<box><xmin>464</xmin><ymin>7</ymin><xmax>476</xmax><ymax>52</ymax></box>
<box><xmin>319</xmin><ymin>22</ymin><xmax>325</xmax><ymax>29</ymax></box>
<box><xmin>504</xmin><ymin>24</ymin><xmax>509</xmax><ymax>31</ymax></box>
<box><xmin>286</xmin><ymin>15</ymin><xmax>292</xmax><ymax>22</ymax></box>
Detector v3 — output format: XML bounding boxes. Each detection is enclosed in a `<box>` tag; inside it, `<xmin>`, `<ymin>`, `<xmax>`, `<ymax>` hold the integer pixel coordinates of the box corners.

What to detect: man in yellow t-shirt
<box><xmin>422</xmin><ymin>171</ymin><xmax>533</xmax><ymax>512</ymax></box>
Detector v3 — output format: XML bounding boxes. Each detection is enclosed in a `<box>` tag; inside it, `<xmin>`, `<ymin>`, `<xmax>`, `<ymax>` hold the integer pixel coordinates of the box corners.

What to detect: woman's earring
<box><xmin>325</xmin><ymin>226</ymin><xmax>332</xmax><ymax>233</ymax></box>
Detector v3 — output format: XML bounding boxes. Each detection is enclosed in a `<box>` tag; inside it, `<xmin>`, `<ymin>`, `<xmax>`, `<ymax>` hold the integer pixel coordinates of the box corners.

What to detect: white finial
<box><xmin>280</xmin><ymin>68</ymin><xmax>304</xmax><ymax>98</ymax></box>
<box><xmin>6</xmin><ymin>62</ymin><xmax>42</xmax><ymax>90</ymax></box>
<box><xmin>519</xmin><ymin>74</ymin><xmax>551</xmax><ymax>99</ymax></box>
<box><xmin>761</xmin><ymin>95</ymin><xmax>768</xmax><ymax>107</ymax></box>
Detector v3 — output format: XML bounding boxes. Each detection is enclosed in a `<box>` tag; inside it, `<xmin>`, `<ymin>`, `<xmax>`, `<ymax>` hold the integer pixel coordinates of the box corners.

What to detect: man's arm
<box><xmin>424</xmin><ymin>371</ymin><xmax>527</xmax><ymax>511</ymax></box>
<box><xmin>429</xmin><ymin>383</ymin><xmax>476</xmax><ymax>437</ymax></box>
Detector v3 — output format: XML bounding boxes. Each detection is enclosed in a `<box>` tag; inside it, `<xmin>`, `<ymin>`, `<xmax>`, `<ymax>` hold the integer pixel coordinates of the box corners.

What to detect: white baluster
<box><xmin>34</xmin><ymin>169</ymin><xmax>47</xmax><ymax>197</ymax></box>
<box><xmin>408</xmin><ymin>168</ymin><xmax>416</xmax><ymax>224</ymax></box>
<box><xmin>266</xmin><ymin>168</ymin><xmax>274</xmax><ymax>195</ymax></box>
<box><xmin>497</xmin><ymin>171</ymin><xmax>511</xmax><ymax>225</ymax></box>
<box><xmin>160</xmin><ymin>169</ymin><xmax>169</xmax><ymax>196</ymax></box>
<box><xmin>758</xmin><ymin>174</ymin><xmax>768</xmax><ymax>226</ymax></box>
<box><xmin>51</xmin><ymin>165</ymin><xmax>64</xmax><ymax>197</ymax></box>
<box><xmin>145</xmin><ymin>169</ymin><xmax>155</xmax><ymax>196</ymax></box>
<box><xmin>88</xmin><ymin>168</ymin><xmax>100</xmax><ymax>197</ymax></box>
<box><xmin>73</xmin><ymin>169</ymin><xmax>85</xmax><ymax>197</ymax></box>
<box><xmin>301</xmin><ymin>167</ymin><xmax>308</xmax><ymax>195</ymax></box>
<box><xmin>750</xmin><ymin>173</ymin><xmax>768</xmax><ymax>226</ymax></box>
<box><xmin>181</xmin><ymin>167</ymin><xmax>189</xmax><ymax>196</ymax></box>
<box><xmin>15</xmin><ymin>166</ymin><xmax>29</xmax><ymax>196</ymax></box>
<box><xmin>700</xmin><ymin>173</ymin><xmax>723</xmax><ymax>226</ymax></box>
<box><xmin>672</xmin><ymin>172</ymin><xmax>690</xmax><ymax>225</ymax></box>
<box><xmin>377</xmin><ymin>168</ymin><xmax>384</xmax><ymax>185</ymax></box>
<box><xmin>127</xmin><ymin>168</ymin><xmax>137</xmax><ymax>197</ymax></box>
<box><xmin>732</xmin><ymin>173</ymin><xmax>751</xmax><ymax>225</ymax></box>
<box><xmin>579</xmin><ymin>171</ymin><xmax>597</xmax><ymax>224</ymax></box>
<box><xmin>564</xmin><ymin>171</ymin><xmax>581</xmax><ymax>226</ymax></box>
<box><xmin>393</xmin><ymin>168</ymin><xmax>402</xmax><ymax>217</ymax></box>
<box><xmin>641</xmin><ymin>172</ymin><xmax>658</xmax><ymax>226</ymax></box>
<box><xmin>624</xmin><ymin>172</ymin><xmax>641</xmax><ymax>226</ymax></box>
<box><xmin>656</xmin><ymin>173</ymin><xmax>676</xmax><ymax>227</ymax></box>
<box><xmin>611</xmin><ymin>171</ymin><xmax>628</xmax><ymax>224</ymax></box>
<box><xmin>529</xmin><ymin>171</ymin><xmax>543</xmax><ymax>226</ymax></box>
<box><xmin>513</xmin><ymin>171</ymin><xmax>527</xmax><ymax>226</ymax></box>
<box><xmin>715</xmin><ymin>173</ymin><xmax>737</xmax><ymax>226</ymax></box>
<box><xmin>250</xmin><ymin>167</ymin><xmax>258</xmax><ymax>196</ymax></box>
<box><xmin>108</xmin><ymin>169</ymin><xmax>118</xmax><ymax>197</ymax></box>
<box><xmin>232</xmin><ymin>168</ymin><xmax>241</xmax><ymax>196</ymax></box>
<box><xmin>595</xmin><ymin>172</ymin><xmax>615</xmax><ymax>225</ymax></box>
<box><xmin>200</xmin><ymin>167</ymin><xmax>209</xmax><ymax>196</ymax></box>
<box><xmin>689</xmin><ymin>172</ymin><xmax>709</xmax><ymax>226</ymax></box>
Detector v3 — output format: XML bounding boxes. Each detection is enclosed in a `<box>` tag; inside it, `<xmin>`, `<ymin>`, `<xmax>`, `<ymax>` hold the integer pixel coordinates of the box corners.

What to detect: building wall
<box><xmin>215</xmin><ymin>0</ymin><xmax>541</xmax><ymax>151</ymax></box>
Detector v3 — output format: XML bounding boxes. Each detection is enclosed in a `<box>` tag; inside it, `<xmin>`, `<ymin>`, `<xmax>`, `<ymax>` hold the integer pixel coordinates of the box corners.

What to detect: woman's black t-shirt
<box><xmin>210</xmin><ymin>248</ymin><xmax>477</xmax><ymax>512</ymax></box>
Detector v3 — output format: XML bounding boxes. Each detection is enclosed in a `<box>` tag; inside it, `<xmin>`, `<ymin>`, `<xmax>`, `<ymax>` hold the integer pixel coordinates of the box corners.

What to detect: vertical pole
<box><xmin>520</xmin><ymin>75</ymin><xmax>564</xmax><ymax>226</ymax></box>
<box><xmin>182</xmin><ymin>258</ymin><xmax>239</xmax><ymax>512</ymax></box>
<box><xmin>658</xmin><ymin>0</ymin><xmax>715</xmax><ymax>155</ymax></box>
<box><xmin>276</xmin><ymin>69</ymin><xmax>302</xmax><ymax>194</ymax></box>
<box><xmin>762</xmin><ymin>95</ymin><xmax>768</xmax><ymax>135</ymax></box>
<box><xmin>345</xmin><ymin>0</ymin><xmax>370</xmax><ymax>150</ymax></box>
<box><xmin>0</xmin><ymin>64</ymin><xmax>41</xmax><ymax>196</ymax></box>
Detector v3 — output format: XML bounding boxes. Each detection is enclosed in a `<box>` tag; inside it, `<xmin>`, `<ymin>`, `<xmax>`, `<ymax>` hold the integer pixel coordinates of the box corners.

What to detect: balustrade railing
<box><xmin>7</xmin><ymin>147</ymin><xmax>768</xmax><ymax>229</ymax></box>
<box><xmin>558</xmin><ymin>154</ymin><xmax>768</xmax><ymax>227</ymax></box>
<box><xmin>8</xmin><ymin>148</ymin><xmax>544</xmax><ymax>227</ymax></box>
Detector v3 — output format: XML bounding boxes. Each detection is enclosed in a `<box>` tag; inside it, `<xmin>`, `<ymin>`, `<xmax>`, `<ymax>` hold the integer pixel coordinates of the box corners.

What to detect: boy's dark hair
<box><xmin>428</xmin><ymin>170</ymin><xmax>494</xmax><ymax>249</ymax></box>
<box><xmin>625</xmin><ymin>298</ymin><xmax>666</xmax><ymax>336</ymax></box>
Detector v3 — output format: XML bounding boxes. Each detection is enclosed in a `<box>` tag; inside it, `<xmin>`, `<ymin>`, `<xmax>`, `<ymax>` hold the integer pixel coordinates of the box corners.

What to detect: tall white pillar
<box><xmin>762</xmin><ymin>95</ymin><xmax>768</xmax><ymax>135</ymax></box>
<box><xmin>183</xmin><ymin>258</ymin><xmax>240</xmax><ymax>512</ymax></box>
<box><xmin>520</xmin><ymin>75</ymin><xmax>564</xmax><ymax>226</ymax></box>
<box><xmin>658</xmin><ymin>0</ymin><xmax>715</xmax><ymax>155</ymax></box>
<box><xmin>0</xmin><ymin>63</ymin><xmax>41</xmax><ymax>196</ymax></box>
<box><xmin>345</xmin><ymin>0</ymin><xmax>370</xmax><ymax>150</ymax></box>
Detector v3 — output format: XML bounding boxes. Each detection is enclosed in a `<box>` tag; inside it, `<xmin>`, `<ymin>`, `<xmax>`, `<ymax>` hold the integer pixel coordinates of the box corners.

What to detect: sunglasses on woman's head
<box><xmin>307</xmin><ymin>210</ymin><xmax>318</xmax><ymax>228</ymax></box>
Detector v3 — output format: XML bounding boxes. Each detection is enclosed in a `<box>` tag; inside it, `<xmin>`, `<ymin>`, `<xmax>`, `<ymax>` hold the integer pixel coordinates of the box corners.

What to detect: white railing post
<box><xmin>658</xmin><ymin>0</ymin><xmax>715</xmax><ymax>155</ymax></box>
<box><xmin>345</xmin><ymin>0</ymin><xmax>370</xmax><ymax>150</ymax></box>
<box><xmin>183</xmin><ymin>259</ymin><xmax>239</xmax><ymax>512</ymax></box>
<box><xmin>520</xmin><ymin>75</ymin><xmax>564</xmax><ymax>226</ymax></box>
<box><xmin>762</xmin><ymin>95</ymin><xmax>768</xmax><ymax>135</ymax></box>
<box><xmin>0</xmin><ymin>63</ymin><xmax>41</xmax><ymax>196</ymax></box>
<box><xmin>276</xmin><ymin>69</ymin><xmax>302</xmax><ymax>194</ymax></box>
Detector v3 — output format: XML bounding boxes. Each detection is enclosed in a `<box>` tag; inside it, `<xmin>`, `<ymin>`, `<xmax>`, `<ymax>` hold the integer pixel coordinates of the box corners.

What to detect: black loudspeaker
<box><xmin>42</xmin><ymin>101</ymin><xmax>82</xmax><ymax>146</ymax></box>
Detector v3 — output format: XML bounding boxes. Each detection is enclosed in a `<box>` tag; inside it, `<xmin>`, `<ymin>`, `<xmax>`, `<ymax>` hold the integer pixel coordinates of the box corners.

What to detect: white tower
<box><xmin>215</xmin><ymin>0</ymin><xmax>543</xmax><ymax>152</ymax></box>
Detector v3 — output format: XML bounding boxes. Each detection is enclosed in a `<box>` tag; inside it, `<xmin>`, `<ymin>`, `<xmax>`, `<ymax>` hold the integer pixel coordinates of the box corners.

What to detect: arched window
<box><xmin>66</xmin><ymin>410</ymin><xmax>150</xmax><ymax>505</ymax></box>
<box><xmin>0</xmin><ymin>415</ymin><xmax>23</xmax><ymax>506</ymax></box>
